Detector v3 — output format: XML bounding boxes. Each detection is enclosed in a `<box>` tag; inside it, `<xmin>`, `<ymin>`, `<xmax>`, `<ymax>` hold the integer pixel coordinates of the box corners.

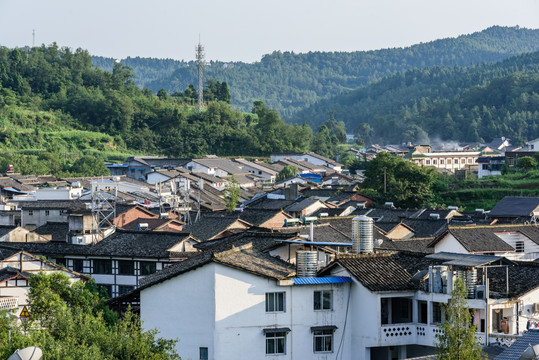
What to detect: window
<box><xmin>433</xmin><ymin>159</ymin><xmax>437</xmax><ymax>165</ymax></box>
<box><xmin>425</xmin><ymin>160</ymin><xmax>430</xmax><ymax>165</ymax></box>
<box><xmin>93</xmin><ymin>259</ymin><xmax>112</xmax><ymax>274</ymax></box>
<box><xmin>140</xmin><ymin>261</ymin><xmax>156</xmax><ymax>275</ymax></box>
<box><xmin>516</xmin><ymin>240</ymin><xmax>525</xmax><ymax>253</ymax></box>
<box><xmin>432</xmin><ymin>302</ymin><xmax>443</xmax><ymax>324</ymax></box>
<box><xmin>440</xmin><ymin>159</ymin><xmax>445</xmax><ymax>165</ymax></box>
<box><xmin>73</xmin><ymin>259</ymin><xmax>84</xmax><ymax>273</ymax></box>
<box><xmin>454</xmin><ymin>159</ymin><xmax>458</xmax><ymax>164</ymax></box>
<box><xmin>314</xmin><ymin>290</ymin><xmax>332</xmax><ymax>310</ymax></box>
<box><xmin>266</xmin><ymin>332</ymin><xmax>286</xmax><ymax>355</ymax></box>
<box><xmin>199</xmin><ymin>347</ymin><xmax>208</xmax><ymax>360</ymax></box>
<box><xmin>118</xmin><ymin>260</ymin><xmax>134</xmax><ymax>275</ymax></box>
<box><xmin>45</xmin><ymin>210</ymin><xmax>50</xmax><ymax>216</ymax></box>
<box><xmin>118</xmin><ymin>285</ymin><xmax>134</xmax><ymax>296</ymax></box>
<box><xmin>461</xmin><ymin>158</ymin><xmax>466</xmax><ymax>164</ymax></box>
<box><xmin>265</xmin><ymin>292</ymin><xmax>285</xmax><ymax>312</ymax></box>
<box><xmin>313</xmin><ymin>329</ymin><xmax>334</xmax><ymax>353</ymax></box>
<box><xmin>28</xmin><ymin>210</ymin><xmax>33</xmax><ymax>216</ymax></box>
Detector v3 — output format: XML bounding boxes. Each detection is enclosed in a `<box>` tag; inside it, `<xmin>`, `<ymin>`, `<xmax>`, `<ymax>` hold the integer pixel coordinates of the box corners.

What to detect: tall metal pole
<box><xmin>196</xmin><ymin>40</ymin><xmax>205</xmax><ymax>112</ymax></box>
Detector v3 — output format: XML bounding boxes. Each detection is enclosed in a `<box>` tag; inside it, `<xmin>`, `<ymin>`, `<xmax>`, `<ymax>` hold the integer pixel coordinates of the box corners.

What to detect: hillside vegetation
<box><xmin>93</xmin><ymin>26</ymin><xmax>539</xmax><ymax>120</ymax></box>
<box><xmin>0</xmin><ymin>45</ymin><xmax>316</xmax><ymax>175</ymax></box>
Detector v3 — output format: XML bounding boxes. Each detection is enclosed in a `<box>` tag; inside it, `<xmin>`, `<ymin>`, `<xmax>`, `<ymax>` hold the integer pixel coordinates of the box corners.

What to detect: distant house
<box><xmin>234</xmin><ymin>158</ymin><xmax>277</xmax><ymax>182</ymax></box>
<box><xmin>403</xmin><ymin>145</ymin><xmax>481</xmax><ymax>172</ymax></box>
<box><xmin>186</xmin><ymin>157</ymin><xmax>246</xmax><ymax>177</ymax></box>
<box><xmin>488</xmin><ymin>196</ymin><xmax>539</xmax><ymax>223</ymax></box>
<box><xmin>122</xmin><ymin>157</ymin><xmax>190</xmax><ymax>181</ymax></box>
<box><xmin>428</xmin><ymin>224</ymin><xmax>539</xmax><ymax>260</ymax></box>
<box><xmin>270</xmin><ymin>152</ymin><xmax>343</xmax><ymax>173</ymax></box>
<box><xmin>477</xmin><ymin>156</ymin><xmax>504</xmax><ymax>178</ymax></box>
<box><xmin>0</xmin><ymin>248</ymin><xmax>88</xmax><ymax>314</ymax></box>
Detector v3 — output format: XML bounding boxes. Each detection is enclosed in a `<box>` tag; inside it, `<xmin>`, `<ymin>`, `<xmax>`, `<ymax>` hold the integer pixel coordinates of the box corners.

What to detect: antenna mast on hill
<box><xmin>196</xmin><ymin>37</ymin><xmax>205</xmax><ymax>112</ymax></box>
<box><xmin>32</xmin><ymin>29</ymin><xmax>35</xmax><ymax>47</ymax></box>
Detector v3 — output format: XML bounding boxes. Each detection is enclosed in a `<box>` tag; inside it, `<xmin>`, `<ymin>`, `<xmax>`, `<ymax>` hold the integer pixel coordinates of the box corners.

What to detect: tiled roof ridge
<box><xmin>449</xmin><ymin>224</ymin><xmax>537</xmax><ymax>230</ymax></box>
<box><xmin>214</xmin><ymin>242</ymin><xmax>254</xmax><ymax>258</ymax></box>
<box><xmin>336</xmin><ymin>252</ymin><xmax>397</xmax><ymax>259</ymax></box>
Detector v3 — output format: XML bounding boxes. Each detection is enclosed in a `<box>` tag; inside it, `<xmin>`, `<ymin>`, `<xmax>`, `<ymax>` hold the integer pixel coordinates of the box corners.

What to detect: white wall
<box><xmin>141</xmin><ymin>263</ymin><xmax>216</xmax><ymax>360</ymax></box>
<box><xmin>142</xmin><ymin>262</ymin><xmax>352</xmax><ymax>360</ymax></box>
<box><xmin>433</xmin><ymin>234</ymin><xmax>469</xmax><ymax>254</ymax></box>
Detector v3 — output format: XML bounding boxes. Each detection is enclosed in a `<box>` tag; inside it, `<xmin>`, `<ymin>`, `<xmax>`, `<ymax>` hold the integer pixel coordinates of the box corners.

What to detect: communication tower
<box><xmin>91</xmin><ymin>178</ymin><xmax>119</xmax><ymax>244</ymax></box>
<box><xmin>196</xmin><ymin>40</ymin><xmax>205</xmax><ymax>112</ymax></box>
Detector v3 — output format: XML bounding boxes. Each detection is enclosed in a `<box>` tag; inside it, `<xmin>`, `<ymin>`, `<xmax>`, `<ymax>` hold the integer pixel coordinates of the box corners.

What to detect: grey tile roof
<box><xmin>88</xmin><ymin>230</ymin><xmax>196</xmax><ymax>258</ymax></box>
<box><xmin>495</xmin><ymin>330</ymin><xmax>539</xmax><ymax>359</ymax></box>
<box><xmin>182</xmin><ymin>214</ymin><xmax>250</xmax><ymax>241</ymax></box>
<box><xmin>489</xmin><ymin>196</ymin><xmax>539</xmax><ymax>218</ymax></box>
<box><xmin>333</xmin><ymin>252</ymin><xmax>438</xmax><ymax>292</ymax></box>
<box><xmin>246</xmin><ymin>197</ymin><xmax>296</xmax><ymax>211</ymax></box>
<box><xmin>276</xmin><ymin>223</ymin><xmax>352</xmax><ymax>244</ymax></box>
<box><xmin>284</xmin><ymin>198</ymin><xmax>322</xmax><ymax>212</ymax></box>
<box><xmin>33</xmin><ymin>222</ymin><xmax>69</xmax><ymax>242</ymax></box>
<box><xmin>18</xmin><ymin>200</ymin><xmax>90</xmax><ymax>212</ymax></box>
<box><xmin>318</xmin><ymin>217</ymin><xmax>389</xmax><ymax>242</ymax></box>
<box><xmin>139</xmin><ymin>232</ymin><xmax>296</xmax><ymax>290</ymax></box>
<box><xmin>380</xmin><ymin>239</ymin><xmax>434</xmax><ymax>253</ymax></box>
<box><xmin>121</xmin><ymin>218</ymin><xmax>183</xmax><ymax>231</ymax></box>
<box><xmin>0</xmin><ymin>230</ymin><xmax>197</xmax><ymax>259</ymax></box>
<box><xmin>401</xmin><ymin>219</ymin><xmax>449</xmax><ymax>238</ymax></box>
<box><xmin>0</xmin><ymin>226</ymin><xmax>17</xmax><ymax>238</ymax></box>
<box><xmin>488</xmin><ymin>261</ymin><xmax>539</xmax><ymax>298</ymax></box>
<box><xmin>192</xmin><ymin>158</ymin><xmax>246</xmax><ymax>175</ymax></box>
<box><xmin>432</xmin><ymin>225</ymin><xmax>539</xmax><ymax>253</ymax></box>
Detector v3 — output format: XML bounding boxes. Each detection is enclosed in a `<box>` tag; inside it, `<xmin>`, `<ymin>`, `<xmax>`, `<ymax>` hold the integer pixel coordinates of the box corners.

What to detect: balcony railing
<box><xmin>0</xmin><ymin>296</ymin><xmax>18</xmax><ymax>310</ymax></box>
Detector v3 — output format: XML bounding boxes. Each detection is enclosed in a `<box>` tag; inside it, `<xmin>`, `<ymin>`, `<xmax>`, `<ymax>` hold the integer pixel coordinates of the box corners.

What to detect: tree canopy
<box><xmin>361</xmin><ymin>152</ymin><xmax>437</xmax><ymax>208</ymax></box>
<box><xmin>0</xmin><ymin>272</ymin><xmax>179</xmax><ymax>360</ymax></box>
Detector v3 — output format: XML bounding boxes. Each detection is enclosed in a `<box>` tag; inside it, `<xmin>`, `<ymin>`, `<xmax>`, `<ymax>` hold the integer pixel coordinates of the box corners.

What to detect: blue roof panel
<box><xmin>293</xmin><ymin>277</ymin><xmax>353</xmax><ymax>285</ymax></box>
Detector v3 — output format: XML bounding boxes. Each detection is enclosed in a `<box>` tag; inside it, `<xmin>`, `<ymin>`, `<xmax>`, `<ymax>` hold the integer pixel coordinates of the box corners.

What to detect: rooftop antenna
<box><xmin>195</xmin><ymin>36</ymin><xmax>205</xmax><ymax>112</ymax></box>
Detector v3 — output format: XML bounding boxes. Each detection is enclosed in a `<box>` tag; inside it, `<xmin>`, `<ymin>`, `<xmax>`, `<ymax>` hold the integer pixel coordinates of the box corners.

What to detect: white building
<box><xmin>270</xmin><ymin>152</ymin><xmax>343</xmax><ymax>173</ymax></box>
<box><xmin>136</xmin><ymin>229</ymin><xmax>539</xmax><ymax>360</ymax></box>
<box><xmin>429</xmin><ymin>224</ymin><xmax>539</xmax><ymax>261</ymax></box>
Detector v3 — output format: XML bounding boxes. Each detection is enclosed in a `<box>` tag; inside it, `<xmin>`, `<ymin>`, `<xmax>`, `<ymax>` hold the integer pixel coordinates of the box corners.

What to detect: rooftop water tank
<box><xmin>296</xmin><ymin>250</ymin><xmax>318</xmax><ymax>277</ymax></box>
<box><xmin>352</xmin><ymin>215</ymin><xmax>374</xmax><ymax>254</ymax></box>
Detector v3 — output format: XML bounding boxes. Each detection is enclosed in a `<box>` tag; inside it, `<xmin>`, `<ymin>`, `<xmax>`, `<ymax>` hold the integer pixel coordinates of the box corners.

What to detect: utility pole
<box><xmin>32</xmin><ymin>29</ymin><xmax>35</xmax><ymax>47</ymax></box>
<box><xmin>196</xmin><ymin>38</ymin><xmax>205</xmax><ymax>112</ymax></box>
<box><xmin>383</xmin><ymin>166</ymin><xmax>387</xmax><ymax>194</ymax></box>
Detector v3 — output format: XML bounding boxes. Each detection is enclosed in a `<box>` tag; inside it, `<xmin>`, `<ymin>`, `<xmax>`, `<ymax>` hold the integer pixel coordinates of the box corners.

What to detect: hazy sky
<box><xmin>1</xmin><ymin>0</ymin><xmax>539</xmax><ymax>63</ymax></box>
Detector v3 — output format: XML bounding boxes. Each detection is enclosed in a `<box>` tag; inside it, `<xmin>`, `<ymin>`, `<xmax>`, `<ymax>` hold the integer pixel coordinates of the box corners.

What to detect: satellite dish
<box><xmin>8</xmin><ymin>347</ymin><xmax>43</xmax><ymax>360</ymax></box>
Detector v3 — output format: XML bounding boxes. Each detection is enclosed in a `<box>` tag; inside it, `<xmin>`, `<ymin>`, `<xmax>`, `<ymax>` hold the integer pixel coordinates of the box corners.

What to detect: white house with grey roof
<box><xmin>429</xmin><ymin>224</ymin><xmax>539</xmax><ymax>261</ymax></box>
<box><xmin>271</xmin><ymin>152</ymin><xmax>343</xmax><ymax>173</ymax></box>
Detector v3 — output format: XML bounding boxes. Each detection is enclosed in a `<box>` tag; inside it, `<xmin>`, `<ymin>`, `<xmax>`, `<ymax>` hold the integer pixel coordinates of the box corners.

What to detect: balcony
<box><xmin>380</xmin><ymin>324</ymin><xmax>487</xmax><ymax>347</ymax></box>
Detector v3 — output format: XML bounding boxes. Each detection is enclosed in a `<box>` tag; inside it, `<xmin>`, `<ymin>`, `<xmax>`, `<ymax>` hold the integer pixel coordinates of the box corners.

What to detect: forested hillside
<box><xmin>293</xmin><ymin>50</ymin><xmax>539</xmax><ymax>145</ymax></box>
<box><xmin>0</xmin><ymin>44</ymin><xmax>316</xmax><ymax>175</ymax></box>
<box><xmin>92</xmin><ymin>26</ymin><xmax>539</xmax><ymax>120</ymax></box>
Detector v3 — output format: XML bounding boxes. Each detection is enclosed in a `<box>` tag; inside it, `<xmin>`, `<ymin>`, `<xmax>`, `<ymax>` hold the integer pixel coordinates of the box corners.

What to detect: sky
<box><xmin>1</xmin><ymin>0</ymin><xmax>539</xmax><ymax>63</ymax></box>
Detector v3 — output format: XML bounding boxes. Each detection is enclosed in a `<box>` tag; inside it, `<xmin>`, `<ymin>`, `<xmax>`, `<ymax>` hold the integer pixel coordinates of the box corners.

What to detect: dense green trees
<box><xmin>362</xmin><ymin>152</ymin><xmax>437</xmax><ymax>208</ymax></box>
<box><xmin>0</xmin><ymin>44</ymin><xmax>317</xmax><ymax>176</ymax></box>
<box><xmin>93</xmin><ymin>27</ymin><xmax>539</xmax><ymax>121</ymax></box>
<box><xmin>293</xmin><ymin>51</ymin><xmax>539</xmax><ymax>146</ymax></box>
<box><xmin>0</xmin><ymin>273</ymin><xmax>179</xmax><ymax>360</ymax></box>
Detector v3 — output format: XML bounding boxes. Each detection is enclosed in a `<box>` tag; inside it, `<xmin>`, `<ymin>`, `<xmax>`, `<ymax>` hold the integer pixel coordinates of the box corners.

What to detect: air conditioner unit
<box><xmin>534</xmin><ymin>303</ymin><xmax>539</xmax><ymax>313</ymax></box>
<box><xmin>475</xmin><ymin>285</ymin><xmax>486</xmax><ymax>299</ymax></box>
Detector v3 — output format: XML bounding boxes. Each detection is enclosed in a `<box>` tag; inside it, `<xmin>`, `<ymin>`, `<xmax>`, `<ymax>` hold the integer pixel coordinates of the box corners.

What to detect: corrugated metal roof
<box><xmin>293</xmin><ymin>277</ymin><xmax>353</xmax><ymax>285</ymax></box>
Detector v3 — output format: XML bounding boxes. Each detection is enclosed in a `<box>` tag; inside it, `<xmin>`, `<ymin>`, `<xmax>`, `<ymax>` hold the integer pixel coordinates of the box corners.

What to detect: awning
<box><xmin>293</xmin><ymin>277</ymin><xmax>353</xmax><ymax>285</ymax></box>
<box><xmin>311</xmin><ymin>325</ymin><xmax>338</xmax><ymax>332</ymax></box>
<box><xmin>263</xmin><ymin>327</ymin><xmax>291</xmax><ymax>334</ymax></box>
